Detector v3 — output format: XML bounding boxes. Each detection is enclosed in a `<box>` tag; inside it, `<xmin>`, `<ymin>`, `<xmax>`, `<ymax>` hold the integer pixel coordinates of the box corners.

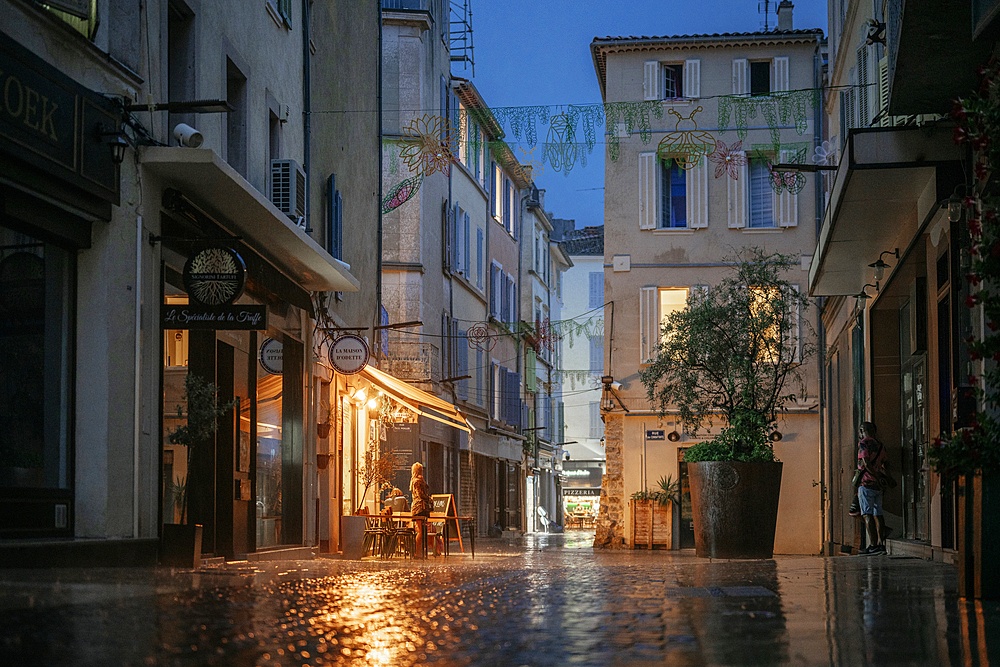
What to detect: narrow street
<box><xmin>1</xmin><ymin>530</ymin><xmax>995</xmax><ymax>666</ymax></box>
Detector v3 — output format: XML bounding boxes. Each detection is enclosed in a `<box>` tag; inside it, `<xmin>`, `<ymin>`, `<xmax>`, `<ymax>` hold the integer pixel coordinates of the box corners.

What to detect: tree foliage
<box><xmin>639</xmin><ymin>247</ymin><xmax>815</xmax><ymax>461</ymax></box>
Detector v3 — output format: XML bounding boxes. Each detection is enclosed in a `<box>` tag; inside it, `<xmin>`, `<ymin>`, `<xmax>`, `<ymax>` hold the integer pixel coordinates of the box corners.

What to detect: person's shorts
<box><xmin>858</xmin><ymin>485</ymin><xmax>883</xmax><ymax>516</ymax></box>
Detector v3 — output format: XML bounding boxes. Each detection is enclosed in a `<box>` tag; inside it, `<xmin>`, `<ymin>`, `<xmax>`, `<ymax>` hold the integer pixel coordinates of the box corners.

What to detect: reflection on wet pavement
<box><xmin>1</xmin><ymin>529</ymin><xmax>997</xmax><ymax>666</ymax></box>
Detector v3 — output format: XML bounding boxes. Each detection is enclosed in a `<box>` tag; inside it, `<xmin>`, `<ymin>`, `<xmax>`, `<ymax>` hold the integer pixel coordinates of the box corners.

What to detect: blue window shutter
<box><xmin>589</xmin><ymin>272</ymin><xmax>604</xmax><ymax>308</ymax></box>
<box><xmin>457</xmin><ymin>330</ymin><xmax>468</xmax><ymax>400</ymax></box>
<box><xmin>464</xmin><ymin>212</ymin><xmax>471</xmax><ymax>277</ymax></box>
<box><xmin>590</xmin><ymin>335</ymin><xmax>603</xmax><ymax>371</ymax></box>
<box><xmin>334</xmin><ymin>191</ymin><xmax>343</xmax><ymax>260</ymax></box>
<box><xmin>476</xmin><ymin>348</ymin><xmax>483</xmax><ymax>406</ymax></box>
<box><xmin>326</xmin><ymin>174</ymin><xmax>337</xmax><ymax>257</ymax></box>
<box><xmin>512</xmin><ymin>372</ymin><xmax>522</xmax><ymax>428</ymax></box>
<box><xmin>476</xmin><ymin>228</ymin><xmax>484</xmax><ymax>288</ymax></box>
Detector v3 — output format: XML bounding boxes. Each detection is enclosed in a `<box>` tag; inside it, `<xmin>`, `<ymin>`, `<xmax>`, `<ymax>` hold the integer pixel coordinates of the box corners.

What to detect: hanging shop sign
<box><xmin>161</xmin><ymin>304</ymin><xmax>266</xmax><ymax>330</ymax></box>
<box><xmin>259</xmin><ymin>337</ymin><xmax>283</xmax><ymax>375</ymax></box>
<box><xmin>183</xmin><ymin>246</ymin><xmax>247</xmax><ymax>306</ymax></box>
<box><xmin>329</xmin><ymin>334</ymin><xmax>369</xmax><ymax>375</ymax></box>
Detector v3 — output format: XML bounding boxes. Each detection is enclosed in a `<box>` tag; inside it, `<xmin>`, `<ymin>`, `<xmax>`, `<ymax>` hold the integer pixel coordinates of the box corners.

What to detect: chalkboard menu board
<box><xmin>431</xmin><ymin>494</ymin><xmax>455</xmax><ymax>517</ymax></box>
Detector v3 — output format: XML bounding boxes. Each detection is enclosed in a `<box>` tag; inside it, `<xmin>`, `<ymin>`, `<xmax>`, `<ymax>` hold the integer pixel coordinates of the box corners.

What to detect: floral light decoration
<box><xmin>466</xmin><ymin>322</ymin><xmax>497</xmax><ymax>353</ymax></box>
<box><xmin>656</xmin><ymin>107</ymin><xmax>716</xmax><ymax>170</ymax></box>
<box><xmin>928</xmin><ymin>56</ymin><xmax>1000</xmax><ymax>479</ymax></box>
<box><xmin>398</xmin><ymin>114</ymin><xmax>458</xmax><ymax>177</ymax></box>
<box><xmin>381</xmin><ymin>173</ymin><xmax>423</xmax><ymax>214</ymax></box>
<box><xmin>813</xmin><ymin>140</ymin><xmax>835</xmax><ymax>166</ymax></box>
<box><xmin>708</xmin><ymin>139</ymin><xmax>748</xmax><ymax>179</ymax></box>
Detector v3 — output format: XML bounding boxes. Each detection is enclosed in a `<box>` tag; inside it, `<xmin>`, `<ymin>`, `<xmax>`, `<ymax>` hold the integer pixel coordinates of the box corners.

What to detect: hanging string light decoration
<box><xmin>381</xmin><ymin>173</ymin><xmax>423</xmax><ymax>214</ymax></box>
<box><xmin>708</xmin><ymin>139</ymin><xmax>748</xmax><ymax>179</ymax></box>
<box><xmin>518</xmin><ymin>146</ymin><xmax>545</xmax><ymax>179</ymax></box>
<box><xmin>466</xmin><ymin>322</ymin><xmax>497</xmax><ymax>352</ymax></box>
<box><xmin>717</xmin><ymin>89</ymin><xmax>820</xmax><ymax>151</ymax></box>
<box><xmin>491</xmin><ymin>105</ymin><xmax>551</xmax><ymax>146</ymax></box>
<box><xmin>605</xmin><ymin>100</ymin><xmax>664</xmax><ymax>162</ymax></box>
<box><xmin>543</xmin><ymin>114</ymin><xmax>581</xmax><ymax>175</ymax></box>
<box><xmin>566</xmin><ymin>104</ymin><xmax>604</xmax><ymax>153</ymax></box>
<box><xmin>655</xmin><ymin>106</ymin><xmax>716</xmax><ymax>170</ymax></box>
<box><xmin>398</xmin><ymin>114</ymin><xmax>458</xmax><ymax>176</ymax></box>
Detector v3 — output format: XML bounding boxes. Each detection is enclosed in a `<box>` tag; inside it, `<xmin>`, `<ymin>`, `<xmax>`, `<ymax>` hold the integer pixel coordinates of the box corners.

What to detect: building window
<box><xmin>749</xmin><ymin>161</ymin><xmax>776</xmax><ymax>228</ymax></box>
<box><xmin>663</xmin><ymin>64</ymin><xmax>684</xmax><ymax>98</ymax></box>
<box><xmin>750</xmin><ymin>61</ymin><xmax>771</xmax><ymax>96</ymax></box>
<box><xmin>589</xmin><ymin>402</ymin><xmax>602</xmax><ymax>438</ymax></box>
<box><xmin>589</xmin><ymin>335</ymin><xmax>603</xmax><ymax>372</ymax></box>
<box><xmin>660</xmin><ymin>162</ymin><xmax>687</xmax><ymax>228</ymax></box>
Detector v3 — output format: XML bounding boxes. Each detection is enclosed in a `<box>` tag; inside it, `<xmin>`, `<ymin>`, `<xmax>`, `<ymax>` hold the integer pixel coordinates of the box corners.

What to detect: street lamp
<box><xmin>867</xmin><ymin>248</ymin><xmax>898</xmax><ymax>283</ymax></box>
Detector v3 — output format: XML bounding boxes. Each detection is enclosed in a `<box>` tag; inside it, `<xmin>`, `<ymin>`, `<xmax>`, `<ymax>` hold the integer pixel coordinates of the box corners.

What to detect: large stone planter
<box><xmin>688</xmin><ymin>460</ymin><xmax>782</xmax><ymax>559</ymax></box>
<box><xmin>629</xmin><ymin>499</ymin><xmax>673</xmax><ymax>549</ymax></box>
<box><xmin>341</xmin><ymin>515</ymin><xmax>367</xmax><ymax>560</ymax></box>
<box><xmin>959</xmin><ymin>473</ymin><xmax>1000</xmax><ymax>599</ymax></box>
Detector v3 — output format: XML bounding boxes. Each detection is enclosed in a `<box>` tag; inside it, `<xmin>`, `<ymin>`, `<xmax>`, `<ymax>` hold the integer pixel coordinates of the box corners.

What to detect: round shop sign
<box><xmin>259</xmin><ymin>337</ymin><xmax>283</xmax><ymax>375</ymax></box>
<box><xmin>183</xmin><ymin>246</ymin><xmax>247</xmax><ymax>306</ymax></box>
<box><xmin>329</xmin><ymin>334</ymin><xmax>369</xmax><ymax>375</ymax></box>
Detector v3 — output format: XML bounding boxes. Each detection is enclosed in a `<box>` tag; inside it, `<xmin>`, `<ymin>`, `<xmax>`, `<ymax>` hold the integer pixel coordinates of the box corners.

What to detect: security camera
<box><xmin>611</xmin><ymin>381</ymin><xmax>623</xmax><ymax>391</ymax></box>
<box><xmin>173</xmin><ymin>123</ymin><xmax>203</xmax><ymax>148</ymax></box>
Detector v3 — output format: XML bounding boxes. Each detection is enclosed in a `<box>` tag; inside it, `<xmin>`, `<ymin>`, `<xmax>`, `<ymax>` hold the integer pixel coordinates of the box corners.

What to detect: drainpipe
<box><xmin>376</xmin><ymin>0</ymin><xmax>384</xmax><ymax>345</ymax></box>
<box><xmin>813</xmin><ymin>42</ymin><xmax>829</xmax><ymax>552</ymax></box>
<box><xmin>134</xmin><ymin>214</ymin><xmax>143</xmax><ymax>538</ymax></box>
<box><xmin>302</xmin><ymin>0</ymin><xmax>311</xmax><ymax>231</ymax></box>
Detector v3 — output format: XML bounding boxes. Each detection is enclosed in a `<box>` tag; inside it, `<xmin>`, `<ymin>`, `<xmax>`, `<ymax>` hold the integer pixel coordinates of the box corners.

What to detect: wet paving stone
<box><xmin>0</xmin><ymin>531</ymin><xmax>998</xmax><ymax>665</ymax></box>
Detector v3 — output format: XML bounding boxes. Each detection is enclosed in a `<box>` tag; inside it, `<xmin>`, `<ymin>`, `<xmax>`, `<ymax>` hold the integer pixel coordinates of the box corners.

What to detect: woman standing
<box><xmin>409</xmin><ymin>462</ymin><xmax>439</xmax><ymax>556</ymax></box>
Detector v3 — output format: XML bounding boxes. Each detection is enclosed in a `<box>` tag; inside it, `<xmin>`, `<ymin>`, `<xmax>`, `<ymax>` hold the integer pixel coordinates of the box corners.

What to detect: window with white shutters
<box><xmin>643</xmin><ymin>60</ymin><xmax>660</xmax><ymax>100</ymax></box>
<box><xmin>857</xmin><ymin>45</ymin><xmax>871</xmax><ymax>127</ymax></box>
<box><xmin>639</xmin><ymin>286</ymin><xmax>658</xmax><ymax>363</ymax></box>
<box><xmin>589</xmin><ymin>335</ymin><xmax>603</xmax><ymax>372</ymax></box>
<box><xmin>645</xmin><ymin>60</ymin><xmax>701</xmax><ymax>100</ymax></box>
<box><xmin>687</xmin><ymin>158</ymin><xmax>709</xmax><ymax>228</ymax></box>
<box><xmin>684</xmin><ymin>59</ymin><xmax>701</xmax><ymax>99</ymax></box>
<box><xmin>733</xmin><ymin>58</ymin><xmax>749</xmax><ymax>95</ymax></box>
<box><xmin>773</xmin><ymin>57</ymin><xmax>789</xmax><ymax>92</ymax></box>
<box><xmin>660</xmin><ymin>163</ymin><xmax>687</xmax><ymax>228</ymax></box>
<box><xmin>589</xmin><ymin>272</ymin><xmax>604</xmax><ymax>308</ymax></box>
<box><xmin>590</xmin><ymin>402</ymin><xmax>603</xmax><ymax>438</ymax></box>
<box><xmin>639</xmin><ymin>152</ymin><xmax>658</xmax><ymax>230</ymax></box>
<box><xmin>750</xmin><ymin>61</ymin><xmax>771</xmax><ymax>96</ymax></box>
<box><xmin>749</xmin><ymin>161</ymin><xmax>776</xmax><ymax>228</ymax></box>
<box><xmin>777</xmin><ymin>150</ymin><xmax>798</xmax><ymax>227</ymax></box>
<box><xmin>727</xmin><ymin>153</ymin><xmax>749</xmax><ymax>228</ymax></box>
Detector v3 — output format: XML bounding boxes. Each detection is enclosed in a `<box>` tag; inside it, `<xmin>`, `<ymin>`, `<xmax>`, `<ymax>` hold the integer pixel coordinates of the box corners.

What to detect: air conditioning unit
<box><xmin>270</xmin><ymin>159</ymin><xmax>306</xmax><ymax>223</ymax></box>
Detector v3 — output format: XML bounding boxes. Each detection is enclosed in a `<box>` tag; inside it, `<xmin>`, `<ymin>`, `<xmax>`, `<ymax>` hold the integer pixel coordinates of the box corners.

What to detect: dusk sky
<box><xmin>469</xmin><ymin>0</ymin><xmax>829</xmax><ymax>229</ymax></box>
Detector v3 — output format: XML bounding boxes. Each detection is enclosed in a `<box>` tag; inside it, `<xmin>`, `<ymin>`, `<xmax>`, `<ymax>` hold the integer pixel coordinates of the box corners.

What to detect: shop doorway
<box><xmin>900</xmin><ymin>354</ymin><xmax>929</xmax><ymax>541</ymax></box>
<box><xmin>677</xmin><ymin>448</ymin><xmax>695</xmax><ymax>548</ymax></box>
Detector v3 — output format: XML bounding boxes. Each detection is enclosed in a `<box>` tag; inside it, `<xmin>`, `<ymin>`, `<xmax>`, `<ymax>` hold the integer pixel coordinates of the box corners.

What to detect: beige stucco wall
<box><xmin>597</xmin><ymin>33</ymin><xmax>824</xmax><ymax>553</ymax></box>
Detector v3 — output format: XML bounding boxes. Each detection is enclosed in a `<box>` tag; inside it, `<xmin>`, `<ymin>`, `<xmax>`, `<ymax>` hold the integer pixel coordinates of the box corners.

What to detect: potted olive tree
<box><xmin>162</xmin><ymin>373</ymin><xmax>237</xmax><ymax>568</ymax></box>
<box><xmin>639</xmin><ymin>248</ymin><xmax>814</xmax><ymax>558</ymax></box>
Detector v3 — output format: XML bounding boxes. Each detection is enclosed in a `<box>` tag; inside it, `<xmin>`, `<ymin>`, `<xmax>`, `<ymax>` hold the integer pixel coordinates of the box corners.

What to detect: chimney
<box><xmin>777</xmin><ymin>0</ymin><xmax>793</xmax><ymax>30</ymax></box>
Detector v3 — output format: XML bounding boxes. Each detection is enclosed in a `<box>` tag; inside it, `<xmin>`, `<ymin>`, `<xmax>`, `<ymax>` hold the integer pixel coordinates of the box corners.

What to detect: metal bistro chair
<box><xmin>386</xmin><ymin>518</ymin><xmax>416</xmax><ymax>559</ymax></box>
<box><xmin>362</xmin><ymin>516</ymin><xmax>391</xmax><ymax>559</ymax></box>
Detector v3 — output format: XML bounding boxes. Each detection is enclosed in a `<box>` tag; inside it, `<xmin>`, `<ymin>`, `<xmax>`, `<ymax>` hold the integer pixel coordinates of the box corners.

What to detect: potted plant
<box><xmin>161</xmin><ymin>373</ymin><xmax>237</xmax><ymax>568</ymax></box>
<box><xmin>629</xmin><ymin>475</ymin><xmax>679</xmax><ymax>549</ymax></box>
<box><xmin>640</xmin><ymin>248</ymin><xmax>814</xmax><ymax>558</ymax></box>
<box><xmin>341</xmin><ymin>441</ymin><xmax>398</xmax><ymax>559</ymax></box>
<box><xmin>317</xmin><ymin>402</ymin><xmax>333</xmax><ymax>440</ymax></box>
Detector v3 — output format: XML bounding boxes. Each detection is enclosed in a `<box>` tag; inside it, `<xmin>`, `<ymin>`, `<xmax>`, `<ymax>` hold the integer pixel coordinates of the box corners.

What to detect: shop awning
<box><xmin>808</xmin><ymin>126</ymin><xmax>963</xmax><ymax>297</ymax></box>
<box><xmin>141</xmin><ymin>147</ymin><xmax>360</xmax><ymax>293</ymax></box>
<box><xmin>360</xmin><ymin>365</ymin><xmax>471</xmax><ymax>433</ymax></box>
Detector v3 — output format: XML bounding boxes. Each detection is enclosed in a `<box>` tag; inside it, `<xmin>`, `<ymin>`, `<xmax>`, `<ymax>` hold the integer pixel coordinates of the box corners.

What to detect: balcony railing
<box><xmin>383</xmin><ymin>341</ymin><xmax>440</xmax><ymax>385</ymax></box>
<box><xmin>381</xmin><ymin>0</ymin><xmax>429</xmax><ymax>10</ymax></box>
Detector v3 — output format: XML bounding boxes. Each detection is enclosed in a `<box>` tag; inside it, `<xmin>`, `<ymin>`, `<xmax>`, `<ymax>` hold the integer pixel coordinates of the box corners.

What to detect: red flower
<box><xmin>952</xmin><ymin>100</ymin><xmax>968</xmax><ymax>121</ymax></box>
<box><xmin>969</xmin><ymin>218</ymin><xmax>982</xmax><ymax>238</ymax></box>
<box><xmin>955</xmin><ymin>126</ymin><xmax>969</xmax><ymax>144</ymax></box>
<box><xmin>967</xmin><ymin>294</ymin><xmax>981</xmax><ymax>307</ymax></box>
<box><xmin>976</xmin><ymin>161</ymin><xmax>989</xmax><ymax>181</ymax></box>
<box><xmin>973</xmin><ymin>136</ymin><xmax>991</xmax><ymax>152</ymax></box>
<box><xmin>971</xmin><ymin>348</ymin><xmax>981</xmax><ymax>360</ymax></box>
<box><xmin>969</xmin><ymin>375</ymin><xmax>978</xmax><ymax>385</ymax></box>
<box><xmin>967</xmin><ymin>273</ymin><xmax>983</xmax><ymax>286</ymax></box>
<box><xmin>932</xmin><ymin>437</ymin><xmax>943</xmax><ymax>448</ymax></box>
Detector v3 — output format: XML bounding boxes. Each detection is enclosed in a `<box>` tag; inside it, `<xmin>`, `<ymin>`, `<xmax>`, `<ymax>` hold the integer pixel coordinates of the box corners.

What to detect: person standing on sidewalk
<box><xmin>409</xmin><ymin>462</ymin><xmax>440</xmax><ymax>556</ymax></box>
<box><xmin>857</xmin><ymin>421</ymin><xmax>889</xmax><ymax>554</ymax></box>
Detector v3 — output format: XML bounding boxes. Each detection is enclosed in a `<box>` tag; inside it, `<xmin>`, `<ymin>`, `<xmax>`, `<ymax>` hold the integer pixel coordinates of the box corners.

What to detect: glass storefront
<box><xmin>0</xmin><ymin>222</ymin><xmax>74</xmax><ymax>535</ymax></box>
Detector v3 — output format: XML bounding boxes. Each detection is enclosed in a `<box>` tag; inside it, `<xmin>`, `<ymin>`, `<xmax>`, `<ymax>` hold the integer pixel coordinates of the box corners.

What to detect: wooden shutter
<box><xmin>878</xmin><ymin>57</ymin><xmax>891</xmax><ymax>127</ymax></box>
<box><xmin>727</xmin><ymin>156</ymin><xmax>748</xmax><ymax>228</ymax></box>
<box><xmin>457</xmin><ymin>330</ymin><xmax>468</xmax><ymax>400</ymax></box>
<box><xmin>476</xmin><ymin>227</ymin><xmax>484</xmax><ymax>288</ymax></box>
<box><xmin>684</xmin><ymin>59</ymin><xmax>701</xmax><ymax>99</ymax></box>
<box><xmin>732</xmin><ymin>58</ymin><xmax>749</xmax><ymax>95</ymax></box>
<box><xmin>777</xmin><ymin>150</ymin><xmax>798</xmax><ymax>227</ymax></box>
<box><xmin>334</xmin><ymin>191</ymin><xmax>343</xmax><ymax>260</ymax></box>
<box><xmin>464</xmin><ymin>212</ymin><xmax>471</xmax><ymax>276</ymax></box>
<box><xmin>857</xmin><ymin>46</ymin><xmax>871</xmax><ymax>126</ymax></box>
<box><xmin>638</xmin><ymin>152</ymin><xmax>658</xmax><ymax>230</ymax></box>
<box><xmin>589</xmin><ymin>271</ymin><xmax>604</xmax><ymax>308</ymax></box>
<box><xmin>773</xmin><ymin>56</ymin><xmax>789</xmax><ymax>92</ymax></box>
<box><xmin>454</xmin><ymin>203</ymin><xmax>462</xmax><ymax>273</ymax></box>
<box><xmin>644</xmin><ymin>60</ymin><xmax>660</xmax><ymax>100</ymax></box>
<box><xmin>442</xmin><ymin>200</ymin><xmax>453</xmax><ymax>270</ymax></box>
<box><xmin>687</xmin><ymin>158</ymin><xmax>709</xmax><ymax>228</ymax></box>
<box><xmin>639</xmin><ymin>286</ymin><xmax>658</xmax><ymax>363</ymax></box>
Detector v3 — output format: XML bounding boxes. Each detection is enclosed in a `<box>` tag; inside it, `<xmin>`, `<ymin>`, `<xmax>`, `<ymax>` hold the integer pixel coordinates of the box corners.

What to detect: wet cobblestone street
<box><xmin>1</xmin><ymin>530</ymin><xmax>998</xmax><ymax>666</ymax></box>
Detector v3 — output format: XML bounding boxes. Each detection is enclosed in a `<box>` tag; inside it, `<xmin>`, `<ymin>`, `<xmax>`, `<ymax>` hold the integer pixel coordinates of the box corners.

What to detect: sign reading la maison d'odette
<box><xmin>161</xmin><ymin>304</ymin><xmax>266</xmax><ymax>330</ymax></box>
<box><xmin>329</xmin><ymin>334</ymin><xmax>369</xmax><ymax>375</ymax></box>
